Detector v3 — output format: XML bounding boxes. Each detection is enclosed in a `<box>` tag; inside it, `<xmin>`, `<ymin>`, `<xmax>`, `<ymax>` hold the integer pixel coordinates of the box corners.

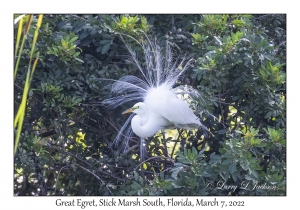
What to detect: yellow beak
<box><xmin>122</xmin><ymin>107</ymin><xmax>135</xmax><ymax>114</ymax></box>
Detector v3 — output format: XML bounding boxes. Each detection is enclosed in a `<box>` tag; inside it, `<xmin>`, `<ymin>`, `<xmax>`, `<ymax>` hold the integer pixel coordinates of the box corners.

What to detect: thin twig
<box><xmin>161</xmin><ymin>167</ymin><xmax>172</xmax><ymax>174</ymax></box>
<box><xmin>218</xmin><ymin>95</ymin><xmax>227</xmax><ymax>129</ymax></box>
<box><xmin>171</xmin><ymin>129</ymin><xmax>183</xmax><ymax>158</ymax></box>
<box><xmin>70</xmin><ymin>14</ymin><xmax>87</xmax><ymax>22</ymax></box>
<box><xmin>73</xmin><ymin>162</ymin><xmax>114</xmax><ymax>195</ymax></box>
<box><xmin>124</xmin><ymin>144</ymin><xmax>138</xmax><ymax>154</ymax></box>
<box><xmin>72</xmin><ymin>162</ymin><xmax>105</xmax><ymax>185</ymax></box>
<box><xmin>97</xmin><ymin>168</ymin><xmax>125</xmax><ymax>182</ymax></box>
<box><xmin>134</xmin><ymin>156</ymin><xmax>175</xmax><ymax>171</ymax></box>
<box><xmin>53</xmin><ymin>165</ymin><xmax>70</xmax><ymax>195</ymax></box>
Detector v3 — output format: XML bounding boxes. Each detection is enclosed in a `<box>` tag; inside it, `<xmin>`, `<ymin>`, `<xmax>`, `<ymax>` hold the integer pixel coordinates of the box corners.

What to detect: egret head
<box><xmin>122</xmin><ymin>102</ymin><xmax>146</xmax><ymax>116</ymax></box>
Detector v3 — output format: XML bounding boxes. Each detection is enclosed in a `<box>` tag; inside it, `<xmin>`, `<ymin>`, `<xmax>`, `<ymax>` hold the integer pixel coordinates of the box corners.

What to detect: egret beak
<box><xmin>122</xmin><ymin>107</ymin><xmax>135</xmax><ymax>114</ymax></box>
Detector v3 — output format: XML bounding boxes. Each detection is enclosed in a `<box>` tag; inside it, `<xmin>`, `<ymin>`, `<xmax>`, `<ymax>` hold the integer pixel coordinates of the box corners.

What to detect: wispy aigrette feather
<box><xmin>102</xmin><ymin>35</ymin><xmax>210</xmax><ymax>154</ymax></box>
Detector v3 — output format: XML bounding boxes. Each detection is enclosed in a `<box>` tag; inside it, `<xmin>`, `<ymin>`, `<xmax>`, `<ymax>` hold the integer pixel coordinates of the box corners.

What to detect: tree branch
<box><xmin>134</xmin><ymin>156</ymin><xmax>175</xmax><ymax>171</ymax></box>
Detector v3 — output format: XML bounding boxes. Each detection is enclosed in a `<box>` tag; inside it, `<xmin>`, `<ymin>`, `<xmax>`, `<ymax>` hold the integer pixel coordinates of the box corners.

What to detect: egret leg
<box><xmin>162</xmin><ymin>130</ymin><xmax>168</xmax><ymax>170</ymax></box>
<box><xmin>180</xmin><ymin>130</ymin><xmax>186</xmax><ymax>153</ymax></box>
<box><xmin>140</xmin><ymin>137</ymin><xmax>146</xmax><ymax>180</ymax></box>
<box><xmin>140</xmin><ymin>137</ymin><xmax>145</xmax><ymax>163</ymax></box>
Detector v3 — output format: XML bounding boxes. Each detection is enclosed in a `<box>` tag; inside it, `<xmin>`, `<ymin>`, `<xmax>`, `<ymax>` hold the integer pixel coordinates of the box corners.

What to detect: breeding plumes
<box><xmin>102</xmin><ymin>35</ymin><xmax>209</xmax><ymax>159</ymax></box>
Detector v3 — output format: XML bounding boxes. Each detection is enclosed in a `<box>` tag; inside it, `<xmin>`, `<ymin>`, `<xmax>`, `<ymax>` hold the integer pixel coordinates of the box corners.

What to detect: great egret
<box><xmin>102</xmin><ymin>35</ymin><xmax>209</xmax><ymax>160</ymax></box>
<box><xmin>121</xmin><ymin>88</ymin><xmax>201</xmax><ymax>138</ymax></box>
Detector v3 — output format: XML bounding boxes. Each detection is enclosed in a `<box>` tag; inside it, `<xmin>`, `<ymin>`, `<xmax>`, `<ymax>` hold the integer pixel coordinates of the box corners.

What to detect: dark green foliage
<box><xmin>14</xmin><ymin>14</ymin><xmax>285</xmax><ymax>196</ymax></box>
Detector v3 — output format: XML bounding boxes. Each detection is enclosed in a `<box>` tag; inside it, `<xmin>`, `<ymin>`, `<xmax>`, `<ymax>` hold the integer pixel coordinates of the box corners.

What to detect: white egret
<box><xmin>102</xmin><ymin>35</ymin><xmax>209</xmax><ymax>160</ymax></box>
<box><xmin>121</xmin><ymin>87</ymin><xmax>202</xmax><ymax>138</ymax></box>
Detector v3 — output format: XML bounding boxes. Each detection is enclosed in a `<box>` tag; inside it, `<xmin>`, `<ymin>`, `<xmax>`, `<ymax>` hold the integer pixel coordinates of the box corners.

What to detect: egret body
<box><xmin>102</xmin><ymin>36</ymin><xmax>209</xmax><ymax>156</ymax></box>
<box><xmin>122</xmin><ymin>84</ymin><xmax>202</xmax><ymax>138</ymax></box>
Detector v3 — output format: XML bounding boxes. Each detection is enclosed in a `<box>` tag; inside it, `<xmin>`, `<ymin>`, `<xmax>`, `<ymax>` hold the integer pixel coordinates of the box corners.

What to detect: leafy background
<box><xmin>14</xmin><ymin>14</ymin><xmax>286</xmax><ymax>196</ymax></box>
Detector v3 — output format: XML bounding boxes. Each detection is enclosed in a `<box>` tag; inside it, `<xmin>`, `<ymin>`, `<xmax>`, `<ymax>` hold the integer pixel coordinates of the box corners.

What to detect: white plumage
<box><xmin>122</xmin><ymin>83</ymin><xmax>201</xmax><ymax>138</ymax></box>
<box><xmin>102</xmin><ymin>36</ymin><xmax>206</xmax><ymax>152</ymax></box>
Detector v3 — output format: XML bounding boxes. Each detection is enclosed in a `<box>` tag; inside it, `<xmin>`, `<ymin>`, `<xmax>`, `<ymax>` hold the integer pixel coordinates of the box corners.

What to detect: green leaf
<box><xmin>101</xmin><ymin>43</ymin><xmax>110</xmax><ymax>54</ymax></box>
<box><xmin>171</xmin><ymin>166</ymin><xmax>183</xmax><ymax>179</ymax></box>
<box><xmin>255</xmin><ymin>142</ymin><xmax>267</xmax><ymax>148</ymax></box>
<box><xmin>250</xmin><ymin>168</ymin><xmax>258</xmax><ymax>179</ymax></box>
<box><xmin>73</xmin><ymin>52</ymin><xmax>80</xmax><ymax>57</ymax></box>
<box><xmin>206</xmin><ymin>46</ymin><xmax>216</xmax><ymax>50</ymax></box>
<box><xmin>218</xmin><ymin>129</ymin><xmax>226</xmax><ymax>134</ymax></box>
<box><xmin>197</xmin><ymin>147</ymin><xmax>206</xmax><ymax>158</ymax></box>
<box><xmin>69</xmin><ymin>36</ymin><xmax>78</xmax><ymax>43</ymax></box>
<box><xmin>29</xmin><ymin>90</ymin><xmax>33</xmax><ymax>97</ymax></box>
<box><xmin>74</xmin><ymin>98</ymin><xmax>82</xmax><ymax>103</ymax></box>
<box><xmin>81</xmin><ymin>38</ymin><xmax>91</xmax><ymax>46</ymax></box>
<box><xmin>192</xmin><ymin>147</ymin><xmax>198</xmax><ymax>156</ymax></box>
<box><xmin>79</xmin><ymin>32</ymin><xmax>89</xmax><ymax>39</ymax></box>
<box><xmin>75</xmin><ymin>58</ymin><xmax>84</xmax><ymax>63</ymax></box>
<box><xmin>133</xmin><ymin>171</ymin><xmax>139</xmax><ymax>181</ymax></box>
<box><xmin>98</xmin><ymin>70</ymin><xmax>106</xmax><ymax>74</ymax></box>
<box><xmin>131</xmin><ymin>181</ymin><xmax>141</xmax><ymax>190</ymax></box>
<box><xmin>233</xmin><ymin>76</ymin><xmax>243</xmax><ymax>85</ymax></box>
<box><xmin>128</xmin><ymin>189</ymin><xmax>138</xmax><ymax>196</ymax></box>
<box><xmin>232</xmin><ymin>96</ymin><xmax>239</xmax><ymax>101</ymax></box>
<box><xmin>214</xmin><ymin>36</ymin><xmax>223</xmax><ymax>45</ymax></box>
<box><xmin>265</xmin><ymin>111</ymin><xmax>273</xmax><ymax>119</ymax></box>
<box><xmin>222</xmin><ymin>159</ymin><xmax>231</xmax><ymax>165</ymax></box>
<box><xmin>100</xmin><ymin>40</ymin><xmax>111</xmax><ymax>45</ymax></box>
<box><xmin>229</xmin><ymin>162</ymin><xmax>236</xmax><ymax>174</ymax></box>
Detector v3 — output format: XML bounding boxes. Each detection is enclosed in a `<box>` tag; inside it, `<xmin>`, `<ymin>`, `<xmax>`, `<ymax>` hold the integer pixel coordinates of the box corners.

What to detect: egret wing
<box><xmin>159</xmin><ymin>96</ymin><xmax>201</xmax><ymax>130</ymax></box>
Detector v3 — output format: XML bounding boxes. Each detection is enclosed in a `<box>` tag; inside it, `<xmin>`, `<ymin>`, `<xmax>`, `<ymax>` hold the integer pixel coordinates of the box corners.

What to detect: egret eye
<box><xmin>133</xmin><ymin>105</ymin><xmax>139</xmax><ymax>109</ymax></box>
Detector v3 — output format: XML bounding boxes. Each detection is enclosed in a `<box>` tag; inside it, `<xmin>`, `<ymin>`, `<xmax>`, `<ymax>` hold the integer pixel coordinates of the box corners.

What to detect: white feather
<box><xmin>102</xmin><ymin>36</ymin><xmax>207</xmax><ymax>152</ymax></box>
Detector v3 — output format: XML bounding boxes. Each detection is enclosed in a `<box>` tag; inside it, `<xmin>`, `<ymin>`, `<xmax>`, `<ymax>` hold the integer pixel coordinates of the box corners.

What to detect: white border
<box><xmin>2</xmin><ymin>1</ymin><xmax>298</xmax><ymax>209</ymax></box>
